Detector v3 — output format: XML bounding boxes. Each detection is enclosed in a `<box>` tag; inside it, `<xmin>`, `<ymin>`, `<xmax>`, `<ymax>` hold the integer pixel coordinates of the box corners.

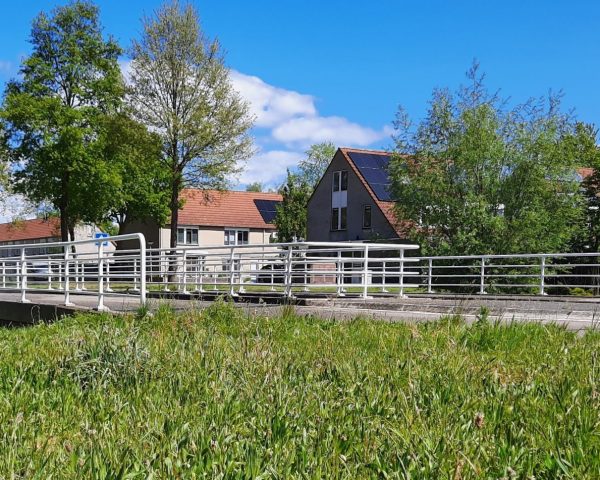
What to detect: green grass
<box><xmin>0</xmin><ymin>303</ymin><xmax>599</xmax><ymax>478</ymax></box>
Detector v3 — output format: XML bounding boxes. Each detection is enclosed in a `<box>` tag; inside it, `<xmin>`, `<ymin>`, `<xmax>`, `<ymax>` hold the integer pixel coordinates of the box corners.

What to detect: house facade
<box><xmin>123</xmin><ymin>189</ymin><xmax>282</xmax><ymax>250</ymax></box>
<box><xmin>307</xmin><ymin>148</ymin><xmax>403</xmax><ymax>242</ymax></box>
<box><xmin>0</xmin><ymin>218</ymin><xmax>110</xmax><ymax>258</ymax></box>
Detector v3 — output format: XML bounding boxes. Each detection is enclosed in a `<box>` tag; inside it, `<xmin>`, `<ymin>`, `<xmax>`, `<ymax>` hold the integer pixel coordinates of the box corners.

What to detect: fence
<box><xmin>3</xmin><ymin>233</ymin><xmax>600</xmax><ymax>310</ymax></box>
<box><xmin>0</xmin><ymin>233</ymin><xmax>146</xmax><ymax>311</ymax></box>
<box><xmin>144</xmin><ymin>241</ymin><xmax>420</xmax><ymax>298</ymax></box>
<box><xmin>414</xmin><ymin>252</ymin><xmax>600</xmax><ymax>296</ymax></box>
<box><xmin>0</xmin><ymin>234</ymin><xmax>419</xmax><ymax>309</ymax></box>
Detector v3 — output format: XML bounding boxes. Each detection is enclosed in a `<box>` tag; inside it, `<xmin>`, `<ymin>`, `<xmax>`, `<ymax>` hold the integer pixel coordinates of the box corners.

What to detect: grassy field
<box><xmin>0</xmin><ymin>303</ymin><xmax>599</xmax><ymax>479</ymax></box>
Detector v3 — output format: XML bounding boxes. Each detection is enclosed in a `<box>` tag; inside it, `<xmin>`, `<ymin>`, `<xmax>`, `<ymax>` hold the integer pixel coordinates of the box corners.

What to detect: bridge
<box><xmin>1</xmin><ymin>233</ymin><xmax>600</xmax><ymax>329</ymax></box>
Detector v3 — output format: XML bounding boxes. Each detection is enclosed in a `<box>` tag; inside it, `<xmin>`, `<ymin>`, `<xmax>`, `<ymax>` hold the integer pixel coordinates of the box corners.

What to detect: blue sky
<box><xmin>0</xmin><ymin>0</ymin><xmax>599</xmax><ymax>194</ymax></box>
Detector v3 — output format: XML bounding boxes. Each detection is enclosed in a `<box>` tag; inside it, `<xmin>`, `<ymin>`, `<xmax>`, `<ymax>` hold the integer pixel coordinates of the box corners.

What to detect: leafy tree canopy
<box><xmin>274</xmin><ymin>170</ymin><xmax>311</xmax><ymax>242</ymax></box>
<box><xmin>298</xmin><ymin>141</ymin><xmax>336</xmax><ymax>189</ymax></box>
<box><xmin>0</xmin><ymin>0</ymin><xmax>123</xmax><ymax>240</ymax></box>
<box><xmin>128</xmin><ymin>0</ymin><xmax>254</xmax><ymax>249</ymax></box>
<box><xmin>390</xmin><ymin>62</ymin><xmax>597</xmax><ymax>256</ymax></box>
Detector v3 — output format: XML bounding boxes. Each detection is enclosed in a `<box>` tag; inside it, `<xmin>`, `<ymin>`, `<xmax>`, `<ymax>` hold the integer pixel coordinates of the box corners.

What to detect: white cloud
<box><xmin>229</xmin><ymin>70</ymin><xmax>316</xmax><ymax>128</ymax></box>
<box><xmin>240</xmin><ymin>150</ymin><xmax>304</xmax><ymax>187</ymax></box>
<box><xmin>231</xmin><ymin>69</ymin><xmax>390</xmax><ymax>151</ymax></box>
<box><xmin>272</xmin><ymin>116</ymin><xmax>390</xmax><ymax>147</ymax></box>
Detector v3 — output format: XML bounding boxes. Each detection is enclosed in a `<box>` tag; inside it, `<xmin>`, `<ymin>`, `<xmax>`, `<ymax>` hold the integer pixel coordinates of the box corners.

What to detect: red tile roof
<box><xmin>0</xmin><ymin>217</ymin><xmax>60</xmax><ymax>243</ymax></box>
<box><xmin>177</xmin><ymin>190</ymin><xmax>282</xmax><ymax>230</ymax></box>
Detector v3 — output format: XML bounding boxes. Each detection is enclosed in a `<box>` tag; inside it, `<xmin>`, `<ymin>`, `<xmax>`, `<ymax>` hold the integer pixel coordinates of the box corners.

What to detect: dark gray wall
<box><xmin>119</xmin><ymin>219</ymin><xmax>160</xmax><ymax>250</ymax></box>
<box><xmin>307</xmin><ymin>150</ymin><xmax>398</xmax><ymax>242</ymax></box>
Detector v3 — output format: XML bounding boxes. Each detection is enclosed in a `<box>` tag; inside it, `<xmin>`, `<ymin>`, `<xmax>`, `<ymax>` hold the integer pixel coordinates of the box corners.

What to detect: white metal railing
<box><xmin>0</xmin><ymin>233</ymin><xmax>146</xmax><ymax>311</ymax></box>
<box><xmin>412</xmin><ymin>252</ymin><xmax>600</xmax><ymax>296</ymax></box>
<box><xmin>6</xmin><ymin>234</ymin><xmax>599</xmax><ymax>309</ymax></box>
<box><xmin>144</xmin><ymin>241</ymin><xmax>420</xmax><ymax>298</ymax></box>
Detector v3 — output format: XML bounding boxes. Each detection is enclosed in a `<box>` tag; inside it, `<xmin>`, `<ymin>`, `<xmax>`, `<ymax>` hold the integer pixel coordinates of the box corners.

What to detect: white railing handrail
<box><xmin>417</xmin><ymin>251</ymin><xmax>600</xmax><ymax>261</ymax></box>
<box><xmin>0</xmin><ymin>232</ymin><xmax>146</xmax><ymax>252</ymax></box>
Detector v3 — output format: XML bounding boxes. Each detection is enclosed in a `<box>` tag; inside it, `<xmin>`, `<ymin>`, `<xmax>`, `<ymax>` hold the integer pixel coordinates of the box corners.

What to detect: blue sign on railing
<box><xmin>95</xmin><ymin>232</ymin><xmax>109</xmax><ymax>247</ymax></box>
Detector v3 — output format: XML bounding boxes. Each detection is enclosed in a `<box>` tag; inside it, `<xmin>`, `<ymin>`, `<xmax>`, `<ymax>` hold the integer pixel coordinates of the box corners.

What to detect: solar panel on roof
<box><xmin>254</xmin><ymin>199</ymin><xmax>280</xmax><ymax>224</ymax></box>
<box><xmin>370</xmin><ymin>183</ymin><xmax>394</xmax><ymax>202</ymax></box>
<box><xmin>346</xmin><ymin>151</ymin><xmax>394</xmax><ymax>202</ymax></box>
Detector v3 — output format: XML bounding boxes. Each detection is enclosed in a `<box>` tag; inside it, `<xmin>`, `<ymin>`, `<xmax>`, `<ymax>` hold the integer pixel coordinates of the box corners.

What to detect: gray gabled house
<box><xmin>307</xmin><ymin>148</ymin><xmax>404</xmax><ymax>242</ymax></box>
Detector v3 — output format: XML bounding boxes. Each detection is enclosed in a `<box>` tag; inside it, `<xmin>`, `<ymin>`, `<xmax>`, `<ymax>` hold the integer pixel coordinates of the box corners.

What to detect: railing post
<box><xmin>181</xmin><ymin>250</ymin><xmax>188</xmax><ymax>294</ymax></box>
<box><xmin>105</xmin><ymin>258</ymin><xmax>112</xmax><ymax>292</ymax></box>
<box><xmin>96</xmin><ymin>241</ymin><xmax>107</xmax><ymax>311</ymax></box>
<box><xmin>398</xmin><ymin>248</ymin><xmax>405</xmax><ymax>298</ymax></box>
<box><xmin>47</xmin><ymin>260</ymin><xmax>53</xmax><ymax>290</ymax></box>
<box><xmin>362</xmin><ymin>245</ymin><xmax>370</xmax><ymax>299</ymax></box>
<box><xmin>63</xmin><ymin>245</ymin><xmax>73</xmax><ymax>306</ymax></box>
<box><xmin>1</xmin><ymin>261</ymin><xmax>5</xmax><ymax>289</ymax></box>
<box><xmin>132</xmin><ymin>258</ymin><xmax>139</xmax><ymax>292</ymax></box>
<box><xmin>381</xmin><ymin>260</ymin><xmax>388</xmax><ymax>293</ymax></box>
<box><xmin>337</xmin><ymin>250</ymin><xmax>343</xmax><ymax>296</ymax></box>
<box><xmin>139</xmin><ymin>237</ymin><xmax>146</xmax><ymax>306</ymax></box>
<box><xmin>284</xmin><ymin>245</ymin><xmax>294</xmax><ymax>298</ymax></box>
<box><xmin>228</xmin><ymin>247</ymin><xmax>236</xmax><ymax>296</ymax></box>
<box><xmin>539</xmin><ymin>256</ymin><xmax>546</xmax><ymax>296</ymax></box>
<box><xmin>427</xmin><ymin>258</ymin><xmax>433</xmax><ymax>294</ymax></box>
<box><xmin>20</xmin><ymin>248</ymin><xmax>29</xmax><ymax>303</ymax></box>
<box><xmin>162</xmin><ymin>251</ymin><xmax>169</xmax><ymax>292</ymax></box>
<box><xmin>479</xmin><ymin>258</ymin><xmax>486</xmax><ymax>295</ymax></box>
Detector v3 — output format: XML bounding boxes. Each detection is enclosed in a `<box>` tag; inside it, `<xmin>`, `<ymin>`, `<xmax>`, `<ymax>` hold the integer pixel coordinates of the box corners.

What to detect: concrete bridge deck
<box><xmin>1</xmin><ymin>290</ymin><xmax>600</xmax><ymax>331</ymax></box>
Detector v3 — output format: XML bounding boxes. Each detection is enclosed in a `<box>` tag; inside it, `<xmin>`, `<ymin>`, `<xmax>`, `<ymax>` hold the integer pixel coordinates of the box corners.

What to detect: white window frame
<box><xmin>331</xmin><ymin>206</ymin><xmax>347</xmax><ymax>231</ymax></box>
<box><xmin>224</xmin><ymin>228</ymin><xmax>249</xmax><ymax>246</ymax></box>
<box><xmin>176</xmin><ymin>226</ymin><xmax>199</xmax><ymax>245</ymax></box>
<box><xmin>332</xmin><ymin>170</ymin><xmax>348</xmax><ymax>192</ymax></box>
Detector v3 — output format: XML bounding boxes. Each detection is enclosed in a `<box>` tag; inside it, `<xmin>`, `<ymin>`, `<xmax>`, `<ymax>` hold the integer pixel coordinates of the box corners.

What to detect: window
<box><xmin>331</xmin><ymin>207</ymin><xmax>347</xmax><ymax>231</ymax></box>
<box><xmin>363</xmin><ymin>205</ymin><xmax>372</xmax><ymax>229</ymax></box>
<box><xmin>177</xmin><ymin>227</ymin><xmax>198</xmax><ymax>245</ymax></box>
<box><xmin>332</xmin><ymin>170</ymin><xmax>348</xmax><ymax>192</ymax></box>
<box><xmin>224</xmin><ymin>228</ymin><xmax>249</xmax><ymax>245</ymax></box>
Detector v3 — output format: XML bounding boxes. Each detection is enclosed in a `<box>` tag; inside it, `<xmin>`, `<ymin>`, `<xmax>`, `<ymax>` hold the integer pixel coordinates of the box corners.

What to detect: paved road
<box><xmin>1</xmin><ymin>291</ymin><xmax>600</xmax><ymax>331</ymax></box>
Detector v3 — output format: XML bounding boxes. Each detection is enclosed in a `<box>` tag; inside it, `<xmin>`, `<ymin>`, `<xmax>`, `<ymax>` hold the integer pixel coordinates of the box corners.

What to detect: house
<box><xmin>123</xmin><ymin>189</ymin><xmax>282</xmax><ymax>249</ymax></box>
<box><xmin>0</xmin><ymin>217</ymin><xmax>111</xmax><ymax>258</ymax></box>
<box><xmin>307</xmin><ymin>148</ymin><xmax>404</xmax><ymax>242</ymax></box>
<box><xmin>307</xmin><ymin>147</ymin><xmax>596</xmax><ymax>244</ymax></box>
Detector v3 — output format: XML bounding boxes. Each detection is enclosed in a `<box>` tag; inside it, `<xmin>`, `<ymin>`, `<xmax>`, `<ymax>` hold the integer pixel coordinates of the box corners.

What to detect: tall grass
<box><xmin>0</xmin><ymin>301</ymin><xmax>598</xmax><ymax>478</ymax></box>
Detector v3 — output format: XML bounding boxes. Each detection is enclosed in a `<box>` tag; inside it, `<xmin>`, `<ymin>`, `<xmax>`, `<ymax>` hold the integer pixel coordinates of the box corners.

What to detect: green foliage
<box><xmin>0</xmin><ymin>307</ymin><xmax>598</xmax><ymax>477</ymax></box>
<box><xmin>298</xmin><ymin>141</ymin><xmax>336</xmax><ymax>188</ymax></box>
<box><xmin>0</xmin><ymin>1</ymin><xmax>123</xmax><ymax>240</ymax></box>
<box><xmin>245</xmin><ymin>181</ymin><xmax>264</xmax><ymax>192</ymax></box>
<box><xmin>95</xmin><ymin>113</ymin><xmax>171</xmax><ymax>232</ymax></box>
<box><xmin>128</xmin><ymin>0</ymin><xmax>254</xmax><ymax>248</ymax></box>
<box><xmin>390</xmin><ymin>63</ymin><xmax>595</xmax><ymax>256</ymax></box>
<box><xmin>570</xmin><ymin>123</ymin><xmax>600</xmax><ymax>252</ymax></box>
<box><xmin>274</xmin><ymin>170</ymin><xmax>311</xmax><ymax>242</ymax></box>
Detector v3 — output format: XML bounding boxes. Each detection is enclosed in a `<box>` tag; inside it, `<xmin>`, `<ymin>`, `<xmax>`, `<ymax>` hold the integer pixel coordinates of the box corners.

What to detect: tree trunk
<box><xmin>168</xmin><ymin>172</ymin><xmax>182</xmax><ymax>283</ymax></box>
<box><xmin>59</xmin><ymin>206</ymin><xmax>69</xmax><ymax>242</ymax></box>
<box><xmin>170</xmin><ymin>178</ymin><xmax>180</xmax><ymax>249</ymax></box>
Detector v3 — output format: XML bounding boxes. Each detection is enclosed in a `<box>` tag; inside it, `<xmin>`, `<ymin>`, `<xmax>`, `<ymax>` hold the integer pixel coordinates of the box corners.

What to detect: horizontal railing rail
<box><xmin>0</xmin><ymin>232</ymin><xmax>146</xmax><ymax>310</ymax></box>
<box><xmin>4</xmin><ymin>234</ymin><xmax>599</xmax><ymax>308</ymax></box>
<box><xmin>413</xmin><ymin>252</ymin><xmax>600</xmax><ymax>296</ymax></box>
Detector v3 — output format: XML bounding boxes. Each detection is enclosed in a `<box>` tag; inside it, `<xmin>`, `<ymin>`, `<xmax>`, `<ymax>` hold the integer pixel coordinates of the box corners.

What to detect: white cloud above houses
<box><xmin>230</xmin><ymin>70</ymin><xmax>392</xmax><ymax>188</ymax></box>
<box><xmin>119</xmin><ymin>62</ymin><xmax>391</xmax><ymax>189</ymax></box>
<box><xmin>239</xmin><ymin>150</ymin><xmax>304</xmax><ymax>186</ymax></box>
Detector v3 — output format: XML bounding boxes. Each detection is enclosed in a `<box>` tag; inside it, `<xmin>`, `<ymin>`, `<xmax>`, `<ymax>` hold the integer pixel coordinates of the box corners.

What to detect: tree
<box><xmin>274</xmin><ymin>171</ymin><xmax>311</xmax><ymax>242</ymax></box>
<box><xmin>298</xmin><ymin>141</ymin><xmax>336</xmax><ymax>189</ymax></box>
<box><xmin>95</xmin><ymin>114</ymin><xmax>171</xmax><ymax>234</ymax></box>
<box><xmin>245</xmin><ymin>182</ymin><xmax>263</xmax><ymax>192</ymax></box>
<box><xmin>570</xmin><ymin>123</ymin><xmax>600</xmax><ymax>252</ymax></box>
<box><xmin>127</xmin><ymin>0</ymin><xmax>254</xmax><ymax>249</ymax></box>
<box><xmin>390</xmin><ymin>62</ymin><xmax>594</xmax><ymax>256</ymax></box>
<box><xmin>0</xmin><ymin>1</ymin><xmax>123</xmax><ymax>241</ymax></box>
